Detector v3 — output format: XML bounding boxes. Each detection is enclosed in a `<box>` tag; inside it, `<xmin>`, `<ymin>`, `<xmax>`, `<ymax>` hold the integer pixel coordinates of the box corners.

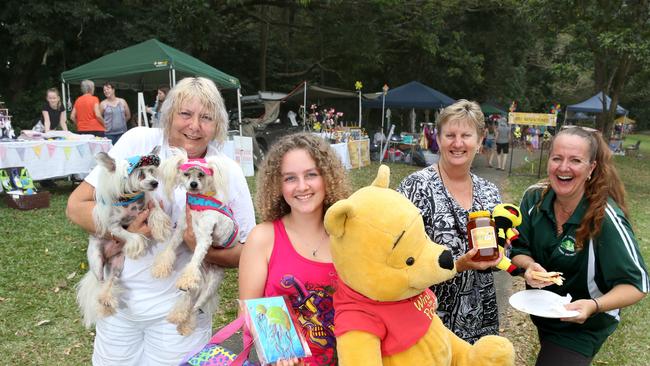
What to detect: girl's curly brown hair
<box><xmin>256</xmin><ymin>132</ymin><xmax>351</xmax><ymax>222</ymax></box>
<box><xmin>537</xmin><ymin>126</ymin><xmax>628</xmax><ymax>250</ymax></box>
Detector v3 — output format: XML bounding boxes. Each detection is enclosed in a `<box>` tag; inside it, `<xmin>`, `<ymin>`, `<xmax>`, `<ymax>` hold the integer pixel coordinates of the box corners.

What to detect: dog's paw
<box><xmin>151</xmin><ymin>250</ymin><xmax>175</xmax><ymax>278</ymax></box>
<box><xmin>176</xmin><ymin>267</ymin><xmax>201</xmax><ymax>290</ymax></box>
<box><xmin>166</xmin><ymin>307</ymin><xmax>189</xmax><ymax>325</ymax></box>
<box><xmin>124</xmin><ymin>235</ymin><xmax>147</xmax><ymax>259</ymax></box>
<box><xmin>176</xmin><ymin>318</ymin><xmax>197</xmax><ymax>336</ymax></box>
<box><xmin>97</xmin><ymin>293</ymin><xmax>118</xmax><ymax>316</ymax></box>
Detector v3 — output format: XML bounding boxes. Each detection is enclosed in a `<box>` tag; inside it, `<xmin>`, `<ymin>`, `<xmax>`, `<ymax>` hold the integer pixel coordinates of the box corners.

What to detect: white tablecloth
<box><xmin>0</xmin><ymin>139</ymin><xmax>112</xmax><ymax>180</ymax></box>
<box><xmin>311</xmin><ymin>133</ymin><xmax>352</xmax><ymax>170</ymax></box>
<box><xmin>329</xmin><ymin>142</ymin><xmax>352</xmax><ymax>170</ymax></box>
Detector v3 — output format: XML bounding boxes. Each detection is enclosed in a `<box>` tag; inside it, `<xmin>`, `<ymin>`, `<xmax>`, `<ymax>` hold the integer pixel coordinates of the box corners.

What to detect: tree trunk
<box><xmin>258</xmin><ymin>5</ymin><xmax>269</xmax><ymax>91</ymax></box>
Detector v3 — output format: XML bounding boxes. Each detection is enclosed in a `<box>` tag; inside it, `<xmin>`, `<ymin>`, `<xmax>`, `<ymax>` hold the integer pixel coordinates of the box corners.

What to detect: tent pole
<box><xmin>381</xmin><ymin>92</ymin><xmax>386</xmax><ymax>159</ymax></box>
<box><xmin>358</xmin><ymin>90</ymin><xmax>362</xmax><ymax>127</ymax></box>
<box><xmin>172</xmin><ymin>68</ymin><xmax>176</xmax><ymax>86</ymax></box>
<box><xmin>61</xmin><ymin>82</ymin><xmax>67</xmax><ymax>111</ymax></box>
<box><xmin>303</xmin><ymin>81</ymin><xmax>307</xmax><ymax>131</ymax></box>
<box><xmin>237</xmin><ymin>88</ymin><xmax>243</xmax><ymax>136</ymax></box>
<box><xmin>66</xmin><ymin>83</ymin><xmax>72</xmax><ymax>111</ymax></box>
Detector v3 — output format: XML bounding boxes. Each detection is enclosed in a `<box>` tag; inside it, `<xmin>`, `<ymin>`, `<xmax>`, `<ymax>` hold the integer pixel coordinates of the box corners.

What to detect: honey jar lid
<box><xmin>468</xmin><ymin>210</ymin><xmax>491</xmax><ymax>219</ymax></box>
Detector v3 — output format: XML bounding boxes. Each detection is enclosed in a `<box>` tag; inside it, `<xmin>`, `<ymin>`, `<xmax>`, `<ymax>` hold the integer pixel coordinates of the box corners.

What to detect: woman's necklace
<box><xmin>311</xmin><ymin>232</ymin><xmax>328</xmax><ymax>257</ymax></box>
<box><xmin>554</xmin><ymin>201</ymin><xmax>575</xmax><ymax>235</ymax></box>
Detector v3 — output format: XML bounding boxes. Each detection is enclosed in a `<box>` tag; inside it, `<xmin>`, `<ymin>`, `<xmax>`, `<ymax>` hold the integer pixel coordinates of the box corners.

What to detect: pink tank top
<box><xmin>263</xmin><ymin>219</ymin><xmax>338</xmax><ymax>366</ymax></box>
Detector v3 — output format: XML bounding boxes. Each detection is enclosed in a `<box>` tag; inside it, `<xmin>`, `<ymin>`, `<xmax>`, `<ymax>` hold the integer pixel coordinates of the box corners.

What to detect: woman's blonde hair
<box><xmin>436</xmin><ymin>99</ymin><xmax>485</xmax><ymax>137</ymax></box>
<box><xmin>159</xmin><ymin>77</ymin><xmax>228</xmax><ymax>146</ymax></box>
<box><xmin>256</xmin><ymin>132</ymin><xmax>351</xmax><ymax>222</ymax></box>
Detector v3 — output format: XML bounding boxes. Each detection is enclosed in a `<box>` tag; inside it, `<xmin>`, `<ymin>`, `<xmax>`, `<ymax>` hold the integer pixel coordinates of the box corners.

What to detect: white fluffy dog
<box><xmin>152</xmin><ymin>149</ymin><xmax>239</xmax><ymax>335</ymax></box>
<box><xmin>76</xmin><ymin>147</ymin><xmax>171</xmax><ymax>328</ymax></box>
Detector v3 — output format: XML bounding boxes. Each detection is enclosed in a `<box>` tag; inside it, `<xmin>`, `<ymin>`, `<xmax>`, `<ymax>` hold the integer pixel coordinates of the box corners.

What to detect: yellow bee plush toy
<box><xmin>492</xmin><ymin>203</ymin><xmax>524</xmax><ymax>276</ymax></box>
<box><xmin>325</xmin><ymin>165</ymin><xmax>514</xmax><ymax>366</ymax></box>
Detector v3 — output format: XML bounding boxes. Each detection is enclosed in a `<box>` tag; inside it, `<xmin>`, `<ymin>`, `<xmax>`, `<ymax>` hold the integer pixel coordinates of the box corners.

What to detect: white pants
<box><xmin>92</xmin><ymin>311</ymin><xmax>211</xmax><ymax>366</ymax></box>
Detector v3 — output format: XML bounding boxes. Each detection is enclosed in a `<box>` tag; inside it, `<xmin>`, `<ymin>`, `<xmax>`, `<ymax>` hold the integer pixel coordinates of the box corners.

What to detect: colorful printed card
<box><xmin>241</xmin><ymin>296</ymin><xmax>311</xmax><ymax>365</ymax></box>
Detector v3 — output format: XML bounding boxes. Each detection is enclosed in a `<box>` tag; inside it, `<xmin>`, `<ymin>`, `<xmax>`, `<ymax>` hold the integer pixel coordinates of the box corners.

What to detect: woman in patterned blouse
<box><xmin>397</xmin><ymin>99</ymin><xmax>503</xmax><ymax>344</ymax></box>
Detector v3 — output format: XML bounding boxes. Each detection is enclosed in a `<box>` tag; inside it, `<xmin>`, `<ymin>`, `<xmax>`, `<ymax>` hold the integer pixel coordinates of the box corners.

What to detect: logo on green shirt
<box><xmin>559</xmin><ymin>236</ymin><xmax>576</xmax><ymax>255</ymax></box>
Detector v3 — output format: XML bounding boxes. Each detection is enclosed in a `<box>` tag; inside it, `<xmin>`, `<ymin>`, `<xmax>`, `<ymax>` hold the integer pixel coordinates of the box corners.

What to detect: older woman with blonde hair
<box><xmin>239</xmin><ymin>132</ymin><xmax>350</xmax><ymax>365</ymax></box>
<box><xmin>397</xmin><ymin>99</ymin><xmax>503</xmax><ymax>344</ymax></box>
<box><xmin>66</xmin><ymin>77</ymin><xmax>255</xmax><ymax>365</ymax></box>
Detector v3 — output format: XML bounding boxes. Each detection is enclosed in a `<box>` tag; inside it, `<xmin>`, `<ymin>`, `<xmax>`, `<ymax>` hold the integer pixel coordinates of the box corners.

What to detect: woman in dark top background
<box><xmin>42</xmin><ymin>88</ymin><xmax>68</xmax><ymax>132</ymax></box>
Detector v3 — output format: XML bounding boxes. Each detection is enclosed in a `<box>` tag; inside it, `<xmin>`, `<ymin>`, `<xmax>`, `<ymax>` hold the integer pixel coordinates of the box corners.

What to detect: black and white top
<box><xmin>397</xmin><ymin>165</ymin><xmax>501</xmax><ymax>344</ymax></box>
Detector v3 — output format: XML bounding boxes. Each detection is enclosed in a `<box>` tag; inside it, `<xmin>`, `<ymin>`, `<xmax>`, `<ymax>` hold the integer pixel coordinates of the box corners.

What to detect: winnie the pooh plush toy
<box><xmin>324</xmin><ymin>165</ymin><xmax>514</xmax><ymax>366</ymax></box>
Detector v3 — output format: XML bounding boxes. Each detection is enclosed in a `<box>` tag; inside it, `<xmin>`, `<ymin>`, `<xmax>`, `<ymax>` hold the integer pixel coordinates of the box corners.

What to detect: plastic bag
<box><xmin>33</xmin><ymin>120</ymin><xmax>45</xmax><ymax>133</ymax></box>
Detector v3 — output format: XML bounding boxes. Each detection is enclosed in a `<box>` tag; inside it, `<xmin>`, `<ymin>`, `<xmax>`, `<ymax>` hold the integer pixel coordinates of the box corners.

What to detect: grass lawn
<box><xmin>1</xmin><ymin>136</ymin><xmax>648</xmax><ymax>365</ymax></box>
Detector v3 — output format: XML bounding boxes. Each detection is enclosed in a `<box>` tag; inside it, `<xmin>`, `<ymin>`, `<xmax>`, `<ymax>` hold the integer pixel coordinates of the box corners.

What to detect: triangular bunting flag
<box><xmin>0</xmin><ymin>145</ymin><xmax>6</xmax><ymax>161</ymax></box>
<box><xmin>76</xmin><ymin>144</ymin><xmax>87</xmax><ymax>157</ymax></box>
<box><xmin>16</xmin><ymin>147</ymin><xmax>26</xmax><ymax>161</ymax></box>
<box><xmin>32</xmin><ymin>145</ymin><xmax>43</xmax><ymax>158</ymax></box>
<box><xmin>63</xmin><ymin>146</ymin><xmax>72</xmax><ymax>160</ymax></box>
<box><xmin>101</xmin><ymin>143</ymin><xmax>110</xmax><ymax>152</ymax></box>
<box><xmin>47</xmin><ymin>143</ymin><xmax>57</xmax><ymax>158</ymax></box>
<box><xmin>89</xmin><ymin>143</ymin><xmax>98</xmax><ymax>154</ymax></box>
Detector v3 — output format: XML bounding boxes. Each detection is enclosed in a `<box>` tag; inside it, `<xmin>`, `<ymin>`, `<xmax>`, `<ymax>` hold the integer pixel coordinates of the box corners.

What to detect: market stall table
<box><xmin>0</xmin><ymin>139</ymin><xmax>112</xmax><ymax>181</ymax></box>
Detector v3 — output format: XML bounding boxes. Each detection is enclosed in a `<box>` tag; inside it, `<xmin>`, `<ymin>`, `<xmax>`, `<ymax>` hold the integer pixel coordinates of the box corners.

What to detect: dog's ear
<box><xmin>160</xmin><ymin>154</ymin><xmax>186</xmax><ymax>198</ymax></box>
<box><xmin>149</xmin><ymin>145</ymin><xmax>161</xmax><ymax>156</ymax></box>
<box><xmin>206</xmin><ymin>157</ymin><xmax>229</xmax><ymax>201</ymax></box>
<box><xmin>95</xmin><ymin>152</ymin><xmax>116</xmax><ymax>172</ymax></box>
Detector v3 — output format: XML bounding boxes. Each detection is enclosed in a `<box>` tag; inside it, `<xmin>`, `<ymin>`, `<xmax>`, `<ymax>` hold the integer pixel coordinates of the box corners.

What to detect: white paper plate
<box><xmin>509</xmin><ymin>290</ymin><xmax>580</xmax><ymax>318</ymax></box>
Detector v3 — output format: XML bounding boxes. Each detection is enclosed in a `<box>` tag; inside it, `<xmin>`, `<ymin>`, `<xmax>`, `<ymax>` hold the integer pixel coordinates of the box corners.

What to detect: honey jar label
<box><xmin>471</xmin><ymin>226</ymin><xmax>497</xmax><ymax>249</ymax></box>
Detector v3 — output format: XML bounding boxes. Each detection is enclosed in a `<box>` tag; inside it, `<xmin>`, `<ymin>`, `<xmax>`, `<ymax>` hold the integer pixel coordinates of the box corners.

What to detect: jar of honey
<box><xmin>467</xmin><ymin>211</ymin><xmax>499</xmax><ymax>261</ymax></box>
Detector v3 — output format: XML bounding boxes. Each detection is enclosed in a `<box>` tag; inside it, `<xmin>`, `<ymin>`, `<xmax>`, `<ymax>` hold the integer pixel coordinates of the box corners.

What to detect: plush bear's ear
<box><xmin>371</xmin><ymin>164</ymin><xmax>390</xmax><ymax>188</ymax></box>
<box><xmin>324</xmin><ymin>200</ymin><xmax>353</xmax><ymax>239</ymax></box>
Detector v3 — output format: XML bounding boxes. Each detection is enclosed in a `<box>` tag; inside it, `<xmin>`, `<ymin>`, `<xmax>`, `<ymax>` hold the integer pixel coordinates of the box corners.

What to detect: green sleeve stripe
<box><xmin>605</xmin><ymin>203</ymin><xmax>649</xmax><ymax>293</ymax></box>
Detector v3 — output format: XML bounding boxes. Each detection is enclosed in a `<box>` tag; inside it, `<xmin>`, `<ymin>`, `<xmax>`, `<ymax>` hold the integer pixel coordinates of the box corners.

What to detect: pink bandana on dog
<box><xmin>179</xmin><ymin>158</ymin><xmax>213</xmax><ymax>176</ymax></box>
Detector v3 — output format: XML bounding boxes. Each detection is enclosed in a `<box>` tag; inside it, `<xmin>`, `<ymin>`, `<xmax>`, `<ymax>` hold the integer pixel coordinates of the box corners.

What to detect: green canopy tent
<box><xmin>481</xmin><ymin>103</ymin><xmax>507</xmax><ymax>116</ymax></box>
<box><xmin>61</xmin><ymin>39</ymin><xmax>241</xmax><ymax>127</ymax></box>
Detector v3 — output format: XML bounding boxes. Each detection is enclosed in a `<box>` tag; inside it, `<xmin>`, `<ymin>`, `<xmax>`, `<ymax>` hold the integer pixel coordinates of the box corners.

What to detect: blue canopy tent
<box><xmin>566</xmin><ymin>92</ymin><xmax>627</xmax><ymax>115</ymax></box>
<box><xmin>363</xmin><ymin>81</ymin><xmax>455</xmax><ymax>109</ymax></box>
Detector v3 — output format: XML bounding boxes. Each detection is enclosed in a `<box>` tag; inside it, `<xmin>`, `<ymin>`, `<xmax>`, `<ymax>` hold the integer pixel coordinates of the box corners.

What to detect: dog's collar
<box><xmin>179</xmin><ymin>158</ymin><xmax>213</xmax><ymax>176</ymax></box>
<box><xmin>113</xmin><ymin>192</ymin><xmax>145</xmax><ymax>206</ymax></box>
<box><xmin>125</xmin><ymin>154</ymin><xmax>160</xmax><ymax>175</ymax></box>
<box><xmin>186</xmin><ymin>193</ymin><xmax>238</xmax><ymax>248</ymax></box>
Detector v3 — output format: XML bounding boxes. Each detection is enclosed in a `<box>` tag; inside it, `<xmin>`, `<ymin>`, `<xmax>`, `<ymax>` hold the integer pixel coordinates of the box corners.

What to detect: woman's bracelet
<box><xmin>591</xmin><ymin>298</ymin><xmax>600</xmax><ymax>314</ymax></box>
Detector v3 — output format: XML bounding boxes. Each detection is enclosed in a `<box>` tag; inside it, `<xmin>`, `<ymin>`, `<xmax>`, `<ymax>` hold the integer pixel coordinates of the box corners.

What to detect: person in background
<box><xmin>485</xmin><ymin>122</ymin><xmax>496</xmax><ymax>168</ymax></box>
<box><xmin>66</xmin><ymin>77</ymin><xmax>256</xmax><ymax>365</ymax></box>
<box><xmin>239</xmin><ymin>132</ymin><xmax>351</xmax><ymax>365</ymax></box>
<box><xmin>42</xmin><ymin>88</ymin><xmax>68</xmax><ymax>132</ymax></box>
<box><xmin>146</xmin><ymin>86</ymin><xmax>169</xmax><ymax>128</ymax></box>
<box><xmin>495</xmin><ymin>117</ymin><xmax>510</xmax><ymax>171</ymax></box>
<box><xmin>397</xmin><ymin>99</ymin><xmax>503</xmax><ymax>344</ymax></box>
<box><xmin>70</xmin><ymin>79</ymin><xmax>105</xmax><ymax>137</ymax></box>
<box><xmin>100</xmin><ymin>82</ymin><xmax>131</xmax><ymax>145</ymax></box>
<box><xmin>511</xmin><ymin>126</ymin><xmax>648</xmax><ymax>366</ymax></box>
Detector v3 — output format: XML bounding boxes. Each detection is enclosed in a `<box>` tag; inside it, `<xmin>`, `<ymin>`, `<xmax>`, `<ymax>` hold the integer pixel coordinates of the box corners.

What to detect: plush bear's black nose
<box><xmin>190</xmin><ymin>181</ymin><xmax>198</xmax><ymax>189</ymax></box>
<box><xmin>150</xmin><ymin>181</ymin><xmax>158</xmax><ymax>188</ymax></box>
<box><xmin>438</xmin><ymin>249</ymin><xmax>454</xmax><ymax>270</ymax></box>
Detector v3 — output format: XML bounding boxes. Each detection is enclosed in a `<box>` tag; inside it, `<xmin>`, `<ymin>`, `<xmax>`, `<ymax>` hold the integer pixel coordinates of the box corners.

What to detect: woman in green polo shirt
<box><xmin>511</xmin><ymin>126</ymin><xmax>648</xmax><ymax>366</ymax></box>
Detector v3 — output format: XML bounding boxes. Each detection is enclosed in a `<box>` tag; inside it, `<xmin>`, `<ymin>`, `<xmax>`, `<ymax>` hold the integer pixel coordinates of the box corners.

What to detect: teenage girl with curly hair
<box><xmin>239</xmin><ymin>132</ymin><xmax>351</xmax><ymax>365</ymax></box>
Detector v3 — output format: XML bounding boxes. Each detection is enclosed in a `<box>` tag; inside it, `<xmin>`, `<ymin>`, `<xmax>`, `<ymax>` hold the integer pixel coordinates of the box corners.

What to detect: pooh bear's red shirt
<box><xmin>333</xmin><ymin>281</ymin><xmax>437</xmax><ymax>356</ymax></box>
